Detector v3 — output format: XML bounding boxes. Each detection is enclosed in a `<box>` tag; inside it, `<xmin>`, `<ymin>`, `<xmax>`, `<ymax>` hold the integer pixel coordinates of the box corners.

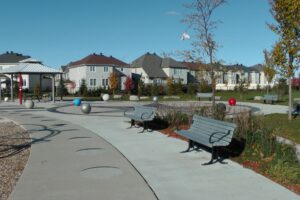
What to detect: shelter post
<box><xmin>18</xmin><ymin>73</ymin><xmax>23</xmax><ymax>105</ymax></box>
<box><xmin>10</xmin><ymin>74</ymin><xmax>13</xmax><ymax>102</ymax></box>
<box><xmin>52</xmin><ymin>74</ymin><xmax>55</xmax><ymax>104</ymax></box>
<box><xmin>60</xmin><ymin>74</ymin><xmax>63</xmax><ymax>101</ymax></box>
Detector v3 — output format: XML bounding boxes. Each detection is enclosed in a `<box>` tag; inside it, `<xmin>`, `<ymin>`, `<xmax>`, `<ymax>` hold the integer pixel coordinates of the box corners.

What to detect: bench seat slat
<box><xmin>193</xmin><ymin>115</ymin><xmax>236</xmax><ymax>130</ymax></box>
<box><xmin>191</xmin><ymin>123</ymin><xmax>234</xmax><ymax>135</ymax></box>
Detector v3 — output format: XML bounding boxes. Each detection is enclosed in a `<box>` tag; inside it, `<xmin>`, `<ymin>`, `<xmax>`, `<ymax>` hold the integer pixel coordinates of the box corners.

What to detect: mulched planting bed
<box><xmin>0</xmin><ymin>122</ymin><xmax>31</xmax><ymax>200</ymax></box>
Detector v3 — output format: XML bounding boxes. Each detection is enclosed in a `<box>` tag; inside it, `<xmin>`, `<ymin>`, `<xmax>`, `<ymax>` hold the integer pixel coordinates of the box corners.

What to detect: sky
<box><xmin>0</xmin><ymin>0</ymin><xmax>278</xmax><ymax>68</ymax></box>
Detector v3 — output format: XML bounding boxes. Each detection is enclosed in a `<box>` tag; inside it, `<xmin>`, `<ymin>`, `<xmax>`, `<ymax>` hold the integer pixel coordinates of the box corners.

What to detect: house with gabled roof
<box><xmin>182</xmin><ymin>61</ymin><xmax>280</xmax><ymax>90</ymax></box>
<box><xmin>131</xmin><ymin>52</ymin><xmax>188</xmax><ymax>84</ymax></box>
<box><xmin>64</xmin><ymin>53</ymin><xmax>130</xmax><ymax>93</ymax></box>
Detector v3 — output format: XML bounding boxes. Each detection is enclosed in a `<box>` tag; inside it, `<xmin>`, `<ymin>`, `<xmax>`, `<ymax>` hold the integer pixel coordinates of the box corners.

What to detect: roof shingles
<box><xmin>69</xmin><ymin>53</ymin><xmax>128</xmax><ymax>67</ymax></box>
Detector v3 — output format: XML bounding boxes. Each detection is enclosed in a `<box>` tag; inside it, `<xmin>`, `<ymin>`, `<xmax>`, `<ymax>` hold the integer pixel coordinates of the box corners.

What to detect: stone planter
<box><xmin>129</xmin><ymin>95</ymin><xmax>139</xmax><ymax>101</ymax></box>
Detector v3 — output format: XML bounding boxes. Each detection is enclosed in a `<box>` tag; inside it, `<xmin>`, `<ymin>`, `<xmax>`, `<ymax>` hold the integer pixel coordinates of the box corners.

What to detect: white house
<box><xmin>64</xmin><ymin>53</ymin><xmax>130</xmax><ymax>93</ymax></box>
<box><xmin>183</xmin><ymin>62</ymin><xmax>280</xmax><ymax>90</ymax></box>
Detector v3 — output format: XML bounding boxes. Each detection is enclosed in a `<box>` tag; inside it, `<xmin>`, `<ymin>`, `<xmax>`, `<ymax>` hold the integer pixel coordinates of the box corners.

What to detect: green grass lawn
<box><xmin>66</xmin><ymin>89</ymin><xmax>300</xmax><ymax>105</ymax></box>
<box><xmin>263</xmin><ymin>113</ymin><xmax>300</xmax><ymax>144</ymax></box>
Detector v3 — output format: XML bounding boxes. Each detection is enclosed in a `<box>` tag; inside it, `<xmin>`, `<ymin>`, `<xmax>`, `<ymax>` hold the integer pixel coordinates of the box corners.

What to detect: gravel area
<box><xmin>0</xmin><ymin>121</ymin><xmax>30</xmax><ymax>200</ymax></box>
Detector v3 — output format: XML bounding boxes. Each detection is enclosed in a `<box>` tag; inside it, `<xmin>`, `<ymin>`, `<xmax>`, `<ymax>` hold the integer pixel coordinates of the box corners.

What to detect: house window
<box><xmin>120</xmin><ymin>67</ymin><xmax>123</xmax><ymax>71</ymax></box>
<box><xmin>104</xmin><ymin>66</ymin><xmax>108</xmax><ymax>72</ymax></box>
<box><xmin>22</xmin><ymin>79</ymin><xmax>26</xmax><ymax>86</ymax></box>
<box><xmin>102</xmin><ymin>79</ymin><xmax>108</xmax><ymax>86</ymax></box>
<box><xmin>174</xmin><ymin>69</ymin><xmax>180</xmax><ymax>75</ymax></box>
<box><xmin>90</xmin><ymin>66</ymin><xmax>95</xmax><ymax>72</ymax></box>
<box><xmin>90</xmin><ymin>79</ymin><xmax>96</xmax><ymax>86</ymax></box>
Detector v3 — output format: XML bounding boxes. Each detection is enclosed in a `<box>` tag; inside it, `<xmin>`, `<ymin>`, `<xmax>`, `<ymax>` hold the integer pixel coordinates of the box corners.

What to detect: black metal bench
<box><xmin>175</xmin><ymin>115</ymin><xmax>236</xmax><ymax>165</ymax></box>
<box><xmin>124</xmin><ymin>105</ymin><xmax>157</xmax><ymax>133</ymax></box>
<box><xmin>263</xmin><ymin>95</ymin><xmax>278</xmax><ymax>104</ymax></box>
<box><xmin>196</xmin><ymin>92</ymin><xmax>213</xmax><ymax>101</ymax></box>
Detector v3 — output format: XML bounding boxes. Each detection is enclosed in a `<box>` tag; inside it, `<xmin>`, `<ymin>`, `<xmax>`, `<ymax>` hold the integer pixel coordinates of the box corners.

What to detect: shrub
<box><xmin>163</xmin><ymin>111</ymin><xmax>189</xmax><ymax>130</ymax></box>
<box><xmin>199</xmin><ymin>79</ymin><xmax>212</xmax><ymax>92</ymax></box>
<box><xmin>79</xmin><ymin>79</ymin><xmax>88</xmax><ymax>97</ymax></box>
<box><xmin>275</xmin><ymin>78</ymin><xmax>288</xmax><ymax>100</ymax></box>
<box><xmin>187</xmin><ymin>83</ymin><xmax>197</xmax><ymax>95</ymax></box>
<box><xmin>33</xmin><ymin>83</ymin><xmax>41</xmax><ymax>97</ymax></box>
<box><xmin>124</xmin><ymin>76</ymin><xmax>134</xmax><ymax>94</ymax></box>
<box><xmin>56</xmin><ymin>79</ymin><xmax>68</xmax><ymax>96</ymax></box>
<box><xmin>138</xmin><ymin>79</ymin><xmax>145</xmax><ymax>96</ymax></box>
<box><xmin>232</xmin><ymin>113</ymin><xmax>300</xmax><ymax>185</ymax></box>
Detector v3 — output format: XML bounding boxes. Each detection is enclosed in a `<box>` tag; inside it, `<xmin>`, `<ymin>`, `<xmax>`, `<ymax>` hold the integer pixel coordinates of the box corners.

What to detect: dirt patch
<box><xmin>0</xmin><ymin>122</ymin><xmax>31</xmax><ymax>200</ymax></box>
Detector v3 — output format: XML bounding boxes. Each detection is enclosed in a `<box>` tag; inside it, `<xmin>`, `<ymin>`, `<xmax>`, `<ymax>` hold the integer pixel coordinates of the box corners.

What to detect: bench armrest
<box><xmin>209</xmin><ymin>130</ymin><xmax>230</xmax><ymax>145</ymax></box>
<box><xmin>141</xmin><ymin>111</ymin><xmax>154</xmax><ymax>120</ymax></box>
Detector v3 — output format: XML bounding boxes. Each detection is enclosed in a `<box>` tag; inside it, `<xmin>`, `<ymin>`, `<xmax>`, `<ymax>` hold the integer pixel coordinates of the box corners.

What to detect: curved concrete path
<box><xmin>0</xmin><ymin>101</ymin><xmax>299</xmax><ymax>200</ymax></box>
<box><xmin>0</xmin><ymin>105</ymin><xmax>157</xmax><ymax>200</ymax></box>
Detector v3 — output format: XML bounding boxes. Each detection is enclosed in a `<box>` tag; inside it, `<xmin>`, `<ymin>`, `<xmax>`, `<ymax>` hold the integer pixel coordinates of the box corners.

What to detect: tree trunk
<box><xmin>288</xmin><ymin>77</ymin><xmax>292</xmax><ymax>121</ymax></box>
<box><xmin>210</xmin><ymin>53</ymin><xmax>215</xmax><ymax>110</ymax></box>
<box><xmin>267</xmin><ymin>83</ymin><xmax>269</xmax><ymax>94</ymax></box>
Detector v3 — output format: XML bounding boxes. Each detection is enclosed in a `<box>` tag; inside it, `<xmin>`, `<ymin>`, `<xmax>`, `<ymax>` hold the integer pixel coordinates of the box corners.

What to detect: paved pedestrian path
<box><xmin>0</xmin><ymin>101</ymin><xmax>299</xmax><ymax>200</ymax></box>
<box><xmin>0</xmin><ymin>105</ymin><xmax>156</xmax><ymax>200</ymax></box>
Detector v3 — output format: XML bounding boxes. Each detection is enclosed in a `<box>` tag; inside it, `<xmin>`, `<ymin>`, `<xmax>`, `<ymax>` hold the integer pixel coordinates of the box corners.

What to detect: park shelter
<box><xmin>0</xmin><ymin>59</ymin><xmax>62</xmax><ymax>104</ymax></box>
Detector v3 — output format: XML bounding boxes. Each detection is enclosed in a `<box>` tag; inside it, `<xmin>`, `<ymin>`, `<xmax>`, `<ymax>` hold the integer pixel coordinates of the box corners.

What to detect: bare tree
<box><xmin>182</xmin><ymin>0</ymin><xmax>226</xmax><ymax>108</ymax></box>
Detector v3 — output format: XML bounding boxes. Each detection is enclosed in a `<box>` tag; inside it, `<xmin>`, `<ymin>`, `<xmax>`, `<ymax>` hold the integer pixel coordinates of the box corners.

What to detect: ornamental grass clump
<box><xmin>233</xmin><ymin>113</ymin><xmax>300</xmax><ymax>185</ymax></box>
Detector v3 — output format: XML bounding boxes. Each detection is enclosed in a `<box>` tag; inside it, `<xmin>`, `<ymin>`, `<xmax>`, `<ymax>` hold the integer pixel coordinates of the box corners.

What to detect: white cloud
<box><xmin>166</xmin><ymin>11</ymin><xmax>181</xmax><ymax>16</ymax></box>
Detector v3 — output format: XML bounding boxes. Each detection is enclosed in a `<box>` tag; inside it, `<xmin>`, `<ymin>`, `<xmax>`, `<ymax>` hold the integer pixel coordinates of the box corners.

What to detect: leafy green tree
<box><xmin>263</xmin><ymin>49</ymin><xmax>277</xmax><ymax>94</ymax></box>
<box><xmin>138</xmin><ymin>79</ymin><xmax>145</xmax><ymax>96</ymax></box>
<box><xmin>268</xmin><ymin>0</ymin><xmax>300</xmax><ymax>120</ymax></box>
<box><xmin>56</xmin><ymin>79</ymin><xmax>68</xmax><ymax>98</ymax></box>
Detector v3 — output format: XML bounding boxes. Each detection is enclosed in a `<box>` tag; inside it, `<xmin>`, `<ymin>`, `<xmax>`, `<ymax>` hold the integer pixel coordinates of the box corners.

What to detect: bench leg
<box><xmin>181</xmin><ymin>140</ymin><xmax>194</xmax><ymax>153</ymax></box>
<box><xmin>127</xmin><ymin>119</ymin><xmax>135</xmax><ymax>129</ymax></box>
<box><xmin>138</xmin><ymin>122</ymin><xmax>146</xmax><ymax>133</ymax></box>
<box><xmin>202</xmin><ymin>146</ymin><xmax>216</xmax><ymax>165</ymax></box>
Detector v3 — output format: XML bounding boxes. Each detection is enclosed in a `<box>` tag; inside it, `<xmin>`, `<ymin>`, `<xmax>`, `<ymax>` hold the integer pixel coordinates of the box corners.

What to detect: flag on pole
<box><xmin>180</xmin><ymin>32</ymin><xmax>190</xmax><ymax>40</ymax></box>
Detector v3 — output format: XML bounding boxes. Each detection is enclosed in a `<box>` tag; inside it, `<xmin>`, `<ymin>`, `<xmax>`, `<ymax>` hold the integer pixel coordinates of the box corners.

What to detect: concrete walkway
<box><xmin>0</xmin><ymin>105</ymin><xmax>157</xmax><ymax>200</ymax></box>
<box><xmin>0</xmin><ymin>101</ymin><xmax>299</xmax><ymax>200</ymax></box>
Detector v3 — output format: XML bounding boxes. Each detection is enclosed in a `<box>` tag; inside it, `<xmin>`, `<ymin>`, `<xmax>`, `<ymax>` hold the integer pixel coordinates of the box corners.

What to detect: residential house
<box><xmin>131</xmin><ymin>52</ymin><xmax>188</xmax><ymax>84</ymax></box>
<box><xmin>64</xmin><ymin>53</ymin><xmax>130</xmax><ymax>93</ymax></box>
<box><xmin>182</xmin><ymin>61</ymin><xmax>279</xmax><ymax>90</ymax></box>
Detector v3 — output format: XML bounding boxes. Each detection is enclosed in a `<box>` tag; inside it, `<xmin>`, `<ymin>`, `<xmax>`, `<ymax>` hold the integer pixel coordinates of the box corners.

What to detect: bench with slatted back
<box><xmin>196</xmin><ymin>92</ymin><xmax>213</xmax><ymax>101</ymax></box>
<box><xmin>175</xmin><ymin>115</ymin><xmax>237</xmax><ymax>165</ymax></box>
<box><xmin>124</xmin><ymin>105</ymin><xmax>157</xmax><ymax>133</ymax></box>
<box><xmin>263</xmin><ymin>95</ymin><xmax>278</xmax><ymax>104</ymax></box>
